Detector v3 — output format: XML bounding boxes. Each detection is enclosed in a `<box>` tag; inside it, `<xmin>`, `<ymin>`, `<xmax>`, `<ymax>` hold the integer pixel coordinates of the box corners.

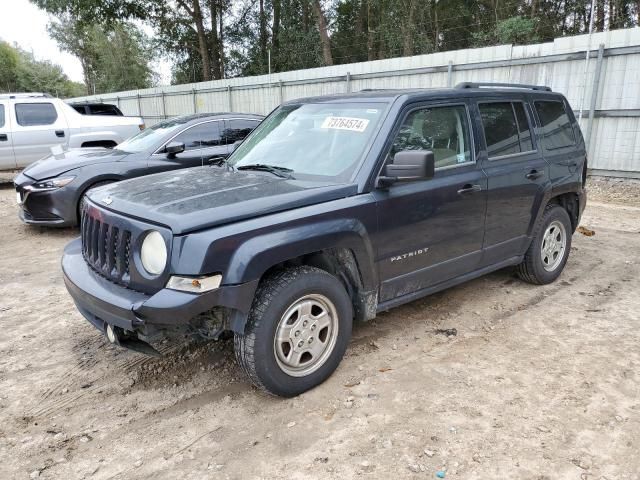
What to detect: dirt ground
<box><xmin>1</xmin><ymin>177</ymin><xmax>639</xmax><ymax>480</ymax></box>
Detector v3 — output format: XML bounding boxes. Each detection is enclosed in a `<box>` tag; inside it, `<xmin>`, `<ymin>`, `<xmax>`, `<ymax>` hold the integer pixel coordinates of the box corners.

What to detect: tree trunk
<box><xmin>259</xmin><ymin>0</ymin><xmax>267</xmax><ymax>71</ymax></box>
<box><xmin>311</xmin><ymin>0</ymin><xmax>333</xmax><ymax>65</ymax></box>
<box><xmin>209</xmin><ymin>0</ymin><xmax>222</xmax><ymax>80</ymax></box>
<box><xmin>596</xmin><ymin>0</ymin><xmax>605</xmax><ymax>31</ymax></box>
<box><xmin>218</xmin><ymin>1</ymin><xmax>225</xmax><ymax>78</ymax></box>
<box><xmin>367</xmin><ymin>0</ymin><xmax>375</xmax><ymax>61</ymax></box>
<box><xmin>402</xmin><ymin>0</ymin><xmax>417</xmax><ymax>56</ymax></box>
<box><xmin>192</xmin><ymin>0</ymin><xmax>211</xmax><ymax>81</ymax></box>
<box><xmin>272</xmin><ymin>0</ymin><xmax>281</xmax><ymax>70</ymax></box>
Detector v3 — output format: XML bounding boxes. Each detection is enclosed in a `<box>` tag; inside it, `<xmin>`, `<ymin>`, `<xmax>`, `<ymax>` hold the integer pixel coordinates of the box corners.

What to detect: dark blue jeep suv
<box><xmin>62</xmin><ymin>82</ymin><xmax>587</xmax><ymax>396</ymax></box>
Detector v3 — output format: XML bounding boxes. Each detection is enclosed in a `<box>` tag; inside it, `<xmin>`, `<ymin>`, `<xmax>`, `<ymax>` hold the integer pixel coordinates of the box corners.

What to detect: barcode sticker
<box><xmin>320</xmin><ymin>116</ymin><xmax>370</xmax><ymax>132</ymax></box>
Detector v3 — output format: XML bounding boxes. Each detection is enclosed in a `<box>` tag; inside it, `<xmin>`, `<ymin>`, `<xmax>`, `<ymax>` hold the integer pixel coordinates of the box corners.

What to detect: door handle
<box><xmin>55</xmin><ymin>130</ymin><xmax>65</xmax><ymax>138</ymax></box>
<box><xmin>525</xmin><ymin>169</ymin><xmax>544</xmax><ymax>180</ymax></box>
<box><xmin>0</xmin><ymin>134</ymin><xmax>7</xmax><ymax>141</ymax></box>
<box><xmin>457</xmin><ymin>184</ymin><xmax>482</xmax><ymax>195</ymax></box>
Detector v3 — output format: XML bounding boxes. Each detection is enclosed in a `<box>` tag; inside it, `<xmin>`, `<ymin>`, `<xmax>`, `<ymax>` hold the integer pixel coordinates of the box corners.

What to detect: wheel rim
<box><xmin>540</xmin><ymin>220</ymin><xmax>567</xmax><ymax>272</ymax></box>
<box><xmin>273</xmin><ymin>294</ymin><xmax>339</xmax><ymax>377</ymax></box>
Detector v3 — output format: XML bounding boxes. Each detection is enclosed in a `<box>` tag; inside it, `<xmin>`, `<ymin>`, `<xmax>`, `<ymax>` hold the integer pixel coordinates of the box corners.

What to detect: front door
<box><xmin>147</xmin><ymin>120</ymin><xmax>229</xmax><ymax>173</ymax></box>
<box><xmin>0</xmin><ymin>101</ymin><xmax>16</xmax><ymax>169</ymax></box>
<box><xmin>475</xmin><ymin>99</ymin><xmax>548</xmax><ymax>265</ymax></box>
<box><xmin>372</xmin><ymin>102</ymin><xmax>487</xmax><ymax>302</ymax></box>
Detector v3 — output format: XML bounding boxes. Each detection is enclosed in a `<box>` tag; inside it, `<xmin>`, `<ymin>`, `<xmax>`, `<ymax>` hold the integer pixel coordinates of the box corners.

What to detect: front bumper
<box><xmin>14</xmin><ymin>172</ymin><xmax>78</xmax><ymax>227</ymax></box>
<box><xmin>62</xmin><ymin>238</ymin><xmax>257</xmax><ymax>341</ymax></box>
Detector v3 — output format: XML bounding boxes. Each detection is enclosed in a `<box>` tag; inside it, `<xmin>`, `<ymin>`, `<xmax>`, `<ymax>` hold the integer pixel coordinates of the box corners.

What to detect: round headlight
<box><xmin>140</xmin><ymin>230</ymin><xmax>167</xmax><ymax>275</ymax></box>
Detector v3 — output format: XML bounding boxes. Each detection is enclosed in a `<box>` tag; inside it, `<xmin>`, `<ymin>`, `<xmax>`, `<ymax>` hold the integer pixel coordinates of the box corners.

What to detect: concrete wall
<box><xmin>70</xmin><ymin>28</ymin><xmax>640</xmax><ymax>176</ymax></box>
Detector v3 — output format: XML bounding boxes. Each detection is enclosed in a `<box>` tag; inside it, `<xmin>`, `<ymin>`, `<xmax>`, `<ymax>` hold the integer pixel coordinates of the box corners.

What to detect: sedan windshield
<box><xmin>115</xmin><ymin>117</ymin><xmax>192</xmax><ymax>153</ymax></box>
<box><xmin>229</xmin><ymin>103</ymin><xmax>385</xmax><ymax>181</ymax></box>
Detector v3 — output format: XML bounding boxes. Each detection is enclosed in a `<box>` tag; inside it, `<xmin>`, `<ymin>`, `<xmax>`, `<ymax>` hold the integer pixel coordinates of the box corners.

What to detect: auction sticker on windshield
<box><xmin>321</xmin><ymin>116</ymin><xmax>370</xmax><ymax>132</ymax></box>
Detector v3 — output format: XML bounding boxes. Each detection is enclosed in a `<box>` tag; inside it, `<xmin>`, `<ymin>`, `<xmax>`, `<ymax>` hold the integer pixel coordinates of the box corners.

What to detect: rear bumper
<box><xmin>62</xmin><ymin>238</ymin><xmax>257</xmax><ymax>338</ymax></box>
<box><xmin>15</xmin><ymin>172</ymin><xmax>78</xmax><ymax>227</ymax></box>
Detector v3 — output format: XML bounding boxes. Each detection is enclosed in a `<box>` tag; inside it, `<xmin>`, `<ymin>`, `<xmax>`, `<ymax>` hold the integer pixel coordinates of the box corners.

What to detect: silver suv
<box><xmin>0</xmin><ymin>93</ymin><xmax>144</xmax><ymax>170</ymax></box>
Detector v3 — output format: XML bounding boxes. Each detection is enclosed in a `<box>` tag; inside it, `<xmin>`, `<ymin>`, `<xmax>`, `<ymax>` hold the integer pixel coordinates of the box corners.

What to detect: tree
<box><xmin>0</xmin><ymin>40</ymin><xmax>84</xmax><ymax>97</ymax></box>
<box><xmin>48</xmin><ymin>17</ymin><xmax>156</xmax><ymax>94</ymax></box>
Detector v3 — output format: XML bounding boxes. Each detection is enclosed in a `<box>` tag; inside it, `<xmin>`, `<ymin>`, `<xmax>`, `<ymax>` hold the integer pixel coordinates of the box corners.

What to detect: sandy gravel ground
<box><xmin>0</xmin><ymin>177</ymin><xmax>639</xmax><ymax>480</ymax></box>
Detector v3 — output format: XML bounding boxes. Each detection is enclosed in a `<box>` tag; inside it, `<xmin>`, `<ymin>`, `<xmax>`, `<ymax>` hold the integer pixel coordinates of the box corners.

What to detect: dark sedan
<box><xmin>14</xmin><ymin>112</ymin><xmax>263</xmax><ymax>227</ymax></box>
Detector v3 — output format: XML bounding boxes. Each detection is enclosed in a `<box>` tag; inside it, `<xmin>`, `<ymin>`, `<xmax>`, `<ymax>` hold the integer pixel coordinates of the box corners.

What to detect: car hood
<box><xmin>22</xmin><ymin>148</ymin><xmax>132</xmax><ymax>180</ymax></box>
<box><xmin>89</xmin><ymin>167</ymin><xmax>358</xmax><ymax>234</ymax></box>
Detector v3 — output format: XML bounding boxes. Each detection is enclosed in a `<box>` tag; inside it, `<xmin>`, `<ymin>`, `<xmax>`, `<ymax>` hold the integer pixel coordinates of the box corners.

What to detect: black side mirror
<box><xmin>165</xmin><ymin>141</ymin><xmax>185</xmax><ymax>158</ymax></box>
<box><xmin>379</xmin><ymin>150</ymin><xmax>435</xmax><ymax>186</ymax></box>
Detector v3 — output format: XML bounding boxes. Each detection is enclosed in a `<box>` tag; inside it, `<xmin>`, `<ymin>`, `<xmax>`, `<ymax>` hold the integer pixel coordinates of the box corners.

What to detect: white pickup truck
<box><xmin>0</xmin><ymin>93</ymin><xmax>144</xmax><ymax>170</ymax></box>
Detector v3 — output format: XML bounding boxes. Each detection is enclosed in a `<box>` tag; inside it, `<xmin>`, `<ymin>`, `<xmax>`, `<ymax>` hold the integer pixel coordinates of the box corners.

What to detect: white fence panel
<box><xmin>69</xmin><ymin>28</ymin><xmax>640</xmax><ymax>176</ymax></box>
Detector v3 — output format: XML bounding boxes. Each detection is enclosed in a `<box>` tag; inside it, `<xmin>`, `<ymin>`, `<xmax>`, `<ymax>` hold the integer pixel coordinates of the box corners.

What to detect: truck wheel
<box><xmin>517</xmin><ymin>204</ymin><xmax>572</xmax><ymax>285</ymax></box>
<box><xmin>234</xmin><ymin>266</ymin><xmax>353</xmax><ymax>397</ymax></box>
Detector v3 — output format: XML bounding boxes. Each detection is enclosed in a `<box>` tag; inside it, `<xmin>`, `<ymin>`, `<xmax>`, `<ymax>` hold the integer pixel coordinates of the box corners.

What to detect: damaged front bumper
<box><xmin>62</xmin><ymin>238</ymin><xmax>257</xmax><ymax>354</ymax></box>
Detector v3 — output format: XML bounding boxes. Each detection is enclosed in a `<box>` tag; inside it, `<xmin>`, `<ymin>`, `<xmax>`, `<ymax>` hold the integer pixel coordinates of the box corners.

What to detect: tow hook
<box><xmin>105</xmin><ymin>324</ymin><xmax>161</xmax><ymax>357</ymax></box>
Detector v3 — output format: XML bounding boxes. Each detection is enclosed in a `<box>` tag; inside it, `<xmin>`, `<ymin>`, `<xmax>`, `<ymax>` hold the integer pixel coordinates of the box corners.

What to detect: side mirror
<box><xmin>165</xmin><ymin>141</ymin><xmax>185</xmax><ymax>158</ymax></box>
<box><xmin>379</xmin><ymin>150</ymin><xmax>435</xmax><ymax>186</ymax></box>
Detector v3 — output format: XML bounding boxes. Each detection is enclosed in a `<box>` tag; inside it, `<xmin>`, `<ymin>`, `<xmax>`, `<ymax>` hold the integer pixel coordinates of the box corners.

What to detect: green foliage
<box><xmin>0</xmin><ymin>41</ymin><xmax>84</xmax><ymax>97</ymax></box>
<box><xmin>31</xmin><ymin>0</ymin><xmax>640</xmax><ymax>85</ymax></box>
<box><xmin>48</xmin><ymin>17</ymin><xmax>156</xmax><ymax>94</ymax></box>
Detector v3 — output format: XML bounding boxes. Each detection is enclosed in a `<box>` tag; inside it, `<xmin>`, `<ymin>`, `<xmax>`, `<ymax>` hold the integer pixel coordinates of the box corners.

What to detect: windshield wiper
<box><xmin>236</xmin><ymin>164</ymin><xmax>294</xmax><ymax>179</ymax></box>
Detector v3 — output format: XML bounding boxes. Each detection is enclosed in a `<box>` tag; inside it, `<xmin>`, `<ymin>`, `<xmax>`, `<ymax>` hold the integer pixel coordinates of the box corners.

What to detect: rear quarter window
<box><xmin>0</xmin><ymin>105</ymin><xmax>4</xmax><ymax>128</ymax></box>
<box><xmin>534</xmin><ymin>100</ymin><xmax>576</xmax><ymax>150</ymax></box>
<box><xmin>15</xmin><ymin>103</ymin><xmax>58</xmax><ymax>126</ymax></box>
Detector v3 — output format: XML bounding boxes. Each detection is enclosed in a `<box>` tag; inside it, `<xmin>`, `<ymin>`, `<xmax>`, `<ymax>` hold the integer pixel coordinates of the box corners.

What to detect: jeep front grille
<box><xmin>81</xmin><ymin>208</ymin><xmax>132</xmax><ymax>286</ymax></box>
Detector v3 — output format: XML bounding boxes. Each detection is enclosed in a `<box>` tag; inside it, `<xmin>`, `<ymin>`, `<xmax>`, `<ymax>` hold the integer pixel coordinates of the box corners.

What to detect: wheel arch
<box><xmin>221</xmin><ymin>223</ymin><xmax>379</xmax><ymax>333</ymax></box>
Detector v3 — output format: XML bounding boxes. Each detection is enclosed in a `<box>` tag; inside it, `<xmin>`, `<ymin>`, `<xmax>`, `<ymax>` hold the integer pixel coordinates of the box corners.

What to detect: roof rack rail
<box><xmin>455</xmin><ymin>82</ymin><xmax>552</xmax><ymax>92</ymax></box>
<box><xmin>0</xmin><ymin>92</ymin><xmax>53</xmax><ymax>99</ymax></box>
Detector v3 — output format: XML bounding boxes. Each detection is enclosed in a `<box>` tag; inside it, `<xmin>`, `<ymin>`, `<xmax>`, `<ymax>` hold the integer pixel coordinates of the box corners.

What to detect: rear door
<box><xmin>11</xmin><ymin>101</ymin><xmax>69</xmax><ymax>167</ymax></box>
<box><xmin>372</xmin><ymin>100</ymin><xmax>487</xmax><ymax>302</ymax></box>
<box><xmin>223</xmin><ymin>118</ymin><xmax>261</xmax><ymax>148</ymax></box>
<box><xmin>0</xmin><ymin>101</ymin><xmax>16</xmax><ymax>169</ymax></box>
<box><xmin>476</xmin><ymin>97</ymin><xmax>548</xmax><ymax>264</ymax></box>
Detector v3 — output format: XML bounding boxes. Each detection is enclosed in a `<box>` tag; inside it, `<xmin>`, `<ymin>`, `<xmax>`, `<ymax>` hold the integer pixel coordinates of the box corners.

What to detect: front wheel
<box><xmin>234</xmin><ymin>266</ymin><xmax>353</xmax><ymax>397</ymax></box>
<box><xmin>517</xmin><ymin>204</ymin><xmax>572</xmax><ymax>284</ymax></box>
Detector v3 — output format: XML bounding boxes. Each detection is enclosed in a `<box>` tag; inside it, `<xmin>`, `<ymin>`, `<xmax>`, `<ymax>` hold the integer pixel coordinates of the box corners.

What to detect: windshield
<box><xmin>229</xmin><ymin>102</ymin><xmax>385</xmax><ymax>180</ymax></box>
<box><xmin>116</xmin><ymin>117</ymin><xmax>191</xmax><ymax>153</ymax></box>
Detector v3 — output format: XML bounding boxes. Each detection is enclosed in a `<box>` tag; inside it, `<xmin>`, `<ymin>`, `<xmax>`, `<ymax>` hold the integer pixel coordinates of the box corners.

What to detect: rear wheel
<box><xmin>517</xmin><ymin>204</ymin><xmax>572</xmax><ymax>284</ymax></box>
<box><xmin>234</xmin><ymin>266</ymin><xmax>352</xmax><ymax>397</ymax></box>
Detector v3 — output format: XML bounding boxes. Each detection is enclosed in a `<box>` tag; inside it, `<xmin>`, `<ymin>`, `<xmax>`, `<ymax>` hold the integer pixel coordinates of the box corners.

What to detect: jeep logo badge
<box><xmin>102</xmin><ymin>196</ymin><xmax>113</xmax><ymax>205</ymax></box>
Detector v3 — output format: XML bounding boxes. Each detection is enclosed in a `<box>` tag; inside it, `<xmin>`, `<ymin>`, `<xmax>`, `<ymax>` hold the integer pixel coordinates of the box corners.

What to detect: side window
<box><xmin>224</xmin><ymin>119</ymin><xmax>259</xmax><ymax>145</ymax></box>
<box><xmin>534</xmin><ymin>100</ymin><xmax>576</xmax><ymax>150</ymax></box>
<box><xmin>389</xmin><ymin>105</ymin><xmax>473</xmax><ymax>169</ymax></box>
<box><xmin>15</xmin><ymin>103</ymin><xmax>58</xmax><ymax>126</ymax></box>
<box><xmin>172</xmin><ymin>121</ymin><xmax>222</xmax><ymax>151</ymax></box>
<box><xmin>513</xmin><ymin>103</ymin><xmax>534</xmax><ymax>151</ymax></box>
<box><xmin>0</xmin><ymin>105</ymin><xmax>5</xmax><ymax>128</ymax></box>
<box><xmin>479</xmin><ymin>102</ymin><xmax>535</xmax><ymax>158</ymax></box>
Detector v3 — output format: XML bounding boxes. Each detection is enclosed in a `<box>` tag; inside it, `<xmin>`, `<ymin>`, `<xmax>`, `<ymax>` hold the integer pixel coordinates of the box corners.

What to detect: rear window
<box><xmin>534</xmin><ymin>100</ymin><xmax>576</xmax><ymax>150</ymax></box>
<box><xmin>15</xmin><ymin>103</ymin><xmax>58</xmax><ymax>126</ymax></box>
<box><xmin>479</xmin><ymin>102</ymin><xmax>535</xmax><ymax>158</ymax></box>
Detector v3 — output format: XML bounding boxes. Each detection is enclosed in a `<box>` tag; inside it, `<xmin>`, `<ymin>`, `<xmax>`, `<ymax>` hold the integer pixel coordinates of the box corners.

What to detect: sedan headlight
<box><xmin>30</xmin><ymin>176</ymin><xmax>76</xmax><ymax>191</ymax></box>
<box><xmin>140</xmin><ymin>230</ymin><xmax>167</xmax><ymax>275</ymax></box>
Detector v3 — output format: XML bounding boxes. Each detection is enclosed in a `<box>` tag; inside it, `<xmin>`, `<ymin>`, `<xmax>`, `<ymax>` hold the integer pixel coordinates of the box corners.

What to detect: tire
<box><xmin>234</xmin><ymin>266</ymin><xmax>353</xmax><ymax>397</ymax></box>
<box><xmin>517</xmin><ymin>204</ymin><xmax>573</xmax><ymax>285</ymax></box>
